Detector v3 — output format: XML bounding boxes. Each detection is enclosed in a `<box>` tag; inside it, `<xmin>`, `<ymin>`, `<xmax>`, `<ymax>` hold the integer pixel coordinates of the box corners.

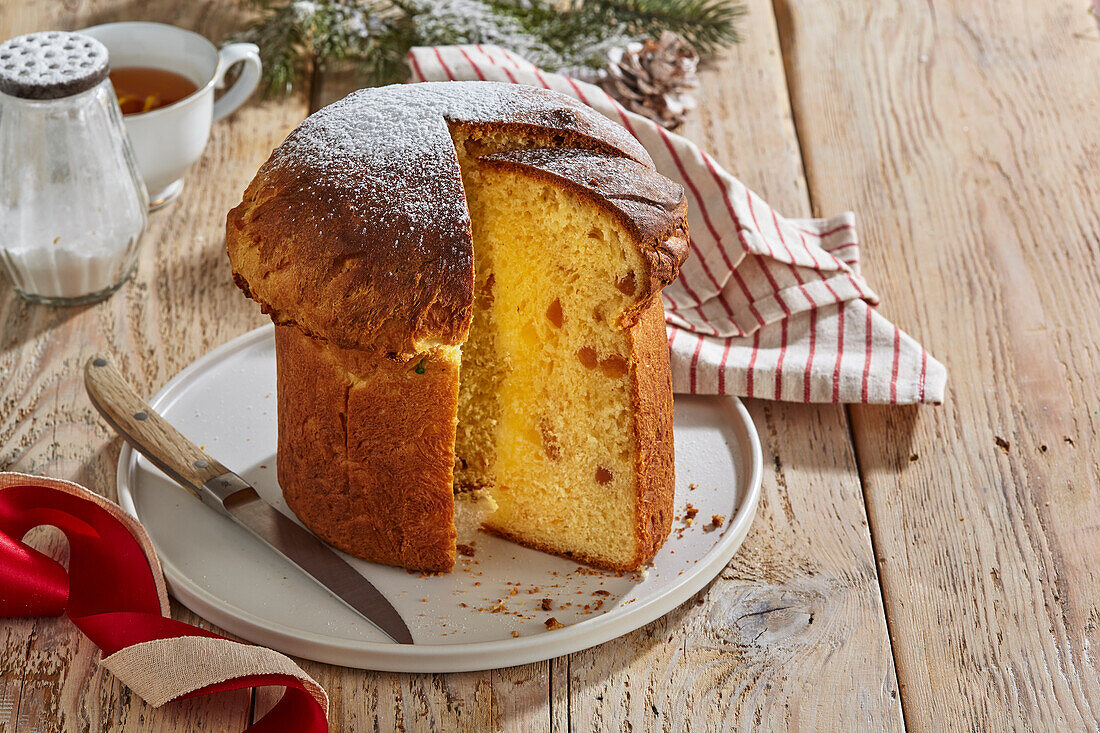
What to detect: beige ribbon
<box><xmin>102</xmin><ymin>636</ymin><xmax>327</xmax><ymax>710</ymax></box>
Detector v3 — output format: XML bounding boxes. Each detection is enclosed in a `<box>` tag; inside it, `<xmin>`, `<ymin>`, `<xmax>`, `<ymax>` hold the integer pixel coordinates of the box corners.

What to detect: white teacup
<box><xmin>81</xmin><ymin>22</ymin><xmax>261</xmax><ymax>209</ymax></box>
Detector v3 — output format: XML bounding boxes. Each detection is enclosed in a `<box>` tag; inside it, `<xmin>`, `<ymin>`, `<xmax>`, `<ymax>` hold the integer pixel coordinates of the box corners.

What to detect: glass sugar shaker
<box><xmin>0</xmin><ymin>31</ymin><xmax>148</xmax><ymax>305</ymax></box>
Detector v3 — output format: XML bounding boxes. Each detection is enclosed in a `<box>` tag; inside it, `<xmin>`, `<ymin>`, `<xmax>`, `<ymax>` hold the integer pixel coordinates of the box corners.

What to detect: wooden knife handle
<box><xmin>84</xmin><ymin>354</ymin><xmax>229</xmax><ymax>497</ymax></box>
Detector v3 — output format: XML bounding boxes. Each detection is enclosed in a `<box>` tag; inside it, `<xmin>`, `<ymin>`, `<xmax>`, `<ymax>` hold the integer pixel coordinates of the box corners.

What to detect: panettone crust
<box><xmin>274</xmin><ymin>324</ymin><xmax>459</xmax><ymax>571</ymax></box>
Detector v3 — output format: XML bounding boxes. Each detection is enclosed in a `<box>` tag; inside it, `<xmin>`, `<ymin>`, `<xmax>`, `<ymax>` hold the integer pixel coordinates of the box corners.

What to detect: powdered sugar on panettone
<box><xmin>228</xmin><ymin>80</ymin><xmax>656</xmax><ymax>356</ymax></box>
<box><xmin>267</xmin><ymin>81</ymin><xmax>647</xmax><ymax>251</ymax></box>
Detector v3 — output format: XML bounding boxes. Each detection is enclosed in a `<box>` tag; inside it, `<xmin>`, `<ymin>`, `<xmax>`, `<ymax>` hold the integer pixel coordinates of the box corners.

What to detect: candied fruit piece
<box><xmin>599</xmin><ymin>355</ymin><xmax>629</xmax><ymax>378</ymax></box>
<box><xmin>616</xmin><ymin>272</ymin><xmax>637</xmax><ymax>296</ymax></box>
<box><xmin>520</xmin><ymin>321</ymin><xmax>540</xmax><ymax>349</ymax></box>
<box><xmin>595</xmin><ymin>467</ymin><xmax>613</xmax><ymax>484</ymax></box>
<box><xmin>577</xmin><ymin>347</ymin><xmax>598</xmax><ymax>369</ymax></box>
<box><xmin>546</xmin><ymin>298</ymin><xmax>564</xmax><ymax>328</ymax></box>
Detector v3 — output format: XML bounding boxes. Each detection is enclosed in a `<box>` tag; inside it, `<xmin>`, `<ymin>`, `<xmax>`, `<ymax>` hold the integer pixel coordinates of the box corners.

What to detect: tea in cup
<box><xmin>81</xmin><ymin>22</ymin><xmax>261</xmax><ymax>209</ymax></box>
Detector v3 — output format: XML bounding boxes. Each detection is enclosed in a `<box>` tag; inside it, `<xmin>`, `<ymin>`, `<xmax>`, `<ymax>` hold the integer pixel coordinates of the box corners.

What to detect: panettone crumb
<box><xmin>684</xmin><ymin>504</ymin><xmax>698</xmax><ymax>526</ymax></box>
<box><xmin>540</xmin><ymin>598</ymin><xmax>553</xmax><ymax>611</ymax></box>
<box><xmin>545</xmin><ymin>617</ymin><xmax>565</xmax><ymax>630</ymax></box>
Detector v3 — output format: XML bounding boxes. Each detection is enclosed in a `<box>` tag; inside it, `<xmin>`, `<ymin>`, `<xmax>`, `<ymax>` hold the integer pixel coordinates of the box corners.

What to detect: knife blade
<box><xmin>84</xmin><ymin>353</ymin><xmax>414</xmax><ymax>645</ymax></box>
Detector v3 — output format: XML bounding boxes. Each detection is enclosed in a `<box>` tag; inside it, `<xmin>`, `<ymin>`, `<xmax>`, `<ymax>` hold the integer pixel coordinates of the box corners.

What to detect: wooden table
<box><xmin>2</xmin><ymin>0</ymin><xmax>1099</xmax><ymax>729</ymax></box>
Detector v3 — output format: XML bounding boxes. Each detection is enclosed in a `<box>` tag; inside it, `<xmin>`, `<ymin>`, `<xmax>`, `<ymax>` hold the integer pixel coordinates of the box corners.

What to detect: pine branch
<box><xmin>482</xmin><ymin>0</ymin><xmax>634</xmax><ymax>69</ymax></box>
<box><xmin>395</xmin><ymin>0</ymin><xmax>569</xmax><ymax>68</ymax></box>
<box><xmin>582</xmin><ymin>0</ymin><xmax>745</xmax><ymax>57</ymax></box>
<box><xmin>235</xmin><ymin>0</ymin><xmax>745</xmax><ymax>96</ymax></box>
<box><xmin>237</xmin><ymin>1</ymin><xmax>313</xmax><ymax>97</ymax></box>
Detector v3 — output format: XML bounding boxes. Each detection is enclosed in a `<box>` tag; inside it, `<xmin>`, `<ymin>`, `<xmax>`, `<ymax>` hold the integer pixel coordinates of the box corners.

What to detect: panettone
<box><xmin>227</xmin><ymin>81</ymin><xmax>688</xmax><ymax>572</ymax></box>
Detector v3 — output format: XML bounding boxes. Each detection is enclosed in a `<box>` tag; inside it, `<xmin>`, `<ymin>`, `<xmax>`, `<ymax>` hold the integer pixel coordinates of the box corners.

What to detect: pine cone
<box><xmin>600</xmin><ymin>31</ymin><xmax>700</xmax><ymax>130</ymax></box>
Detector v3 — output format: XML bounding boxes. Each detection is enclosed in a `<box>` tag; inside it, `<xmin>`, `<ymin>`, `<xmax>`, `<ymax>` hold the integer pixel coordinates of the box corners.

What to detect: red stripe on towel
<box><xmin>804</xmin><ymin>308</ymin><xmax>818</xmax><ymax>402</ymax></box>
<box><xmin>918</xmin><ymin>348</ymin><xmax>928</xmax><ymax>403</ymax></box>
<box><xmin>457</xmin><ymin>47</ymin><xmax>487</xmax><ymax>80</ymax></box>
<box><xmin>717</xmin><ymin>339</ymin><xmax>732</xmax><ymax>395</ymax></box>
<box><xmin>689</xmin><ymin>333</ymin><xmax>704</xmax><ymax>393</ymax></box>
<box><xmin>833</xmin><ymin>304</ymin><xmax>846</xmax><ymax>403</ymax></box>
<box><xmin>861</xmin><ymin>305</ymin><xmax>874</xmax><ymax>403</ymax></box>
<box><xmin>432</xmin><ymin>47</ymin><xmax>456</xmax><ymax>80</ymax></box>
<box><xmin>774</xmin><ymin>318</ymin><xmax>788</xmax><ymax>400</ymax></box>
<box><xmin>795</xmin><ymin>222</ymin><xmax>854</xmax><ymax>238</ymax></box>
<box><xmin>889</xmin><ymin>325</ymin><xmax>901</xmax><ymax>404</ymax></box>
<box><xmin>408</xmin><ymin>51</ymin><xmax>427</xmax><ymax>82</ymax></box>
<box><xmin>746</xmin><ymin>331</ymin><xmax>760</xmax><ymax>398</ymax></box>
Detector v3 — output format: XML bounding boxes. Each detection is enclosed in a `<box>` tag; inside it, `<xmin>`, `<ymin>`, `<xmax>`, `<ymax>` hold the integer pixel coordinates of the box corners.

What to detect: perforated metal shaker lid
<box><xmin>0</xmin><ymin>31</ymin><xmax>109</xmax><ymax>100</ymax></box>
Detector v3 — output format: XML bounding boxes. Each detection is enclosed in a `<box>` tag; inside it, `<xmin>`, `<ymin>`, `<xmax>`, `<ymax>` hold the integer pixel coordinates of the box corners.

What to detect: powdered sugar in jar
<box><xmin>0</xmin><ymin>31</ymin><xmax>148</xmax><ymax>305</ymax></box>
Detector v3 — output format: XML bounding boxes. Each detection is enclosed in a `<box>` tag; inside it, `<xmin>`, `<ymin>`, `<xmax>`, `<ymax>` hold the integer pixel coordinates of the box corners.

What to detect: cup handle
<box><xmin>212</xmin><ymin>42</ymin><xmax>262</xmax><ymax>123</ymax></box>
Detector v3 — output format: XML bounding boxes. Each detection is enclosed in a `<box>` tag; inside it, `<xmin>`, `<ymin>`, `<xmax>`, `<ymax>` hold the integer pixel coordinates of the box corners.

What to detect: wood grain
<box><xmin>18</xmin><ymin>0</ymin><xmax>1100</xmax><ymax>729</ymax></box>
<box><xmin>0</xmin><ymin>1</ymin><xmax>306</xmax><ymax>730</ymax></box>
<box><xmin>776</xmin><ymin>0</ymin><xmax>1100</xmax><ymax>728</ymax></box>
<box><xmin>0</xmin><ymin>0</ymin><xmax>905</xmax><ymax>729</ymax></box>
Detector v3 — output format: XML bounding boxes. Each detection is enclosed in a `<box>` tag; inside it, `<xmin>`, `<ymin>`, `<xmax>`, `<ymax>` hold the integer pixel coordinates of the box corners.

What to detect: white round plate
<box><xmin>117</xmin><ymin>324</ymin><xmax>762</xmax><ymax>672</ymax></box>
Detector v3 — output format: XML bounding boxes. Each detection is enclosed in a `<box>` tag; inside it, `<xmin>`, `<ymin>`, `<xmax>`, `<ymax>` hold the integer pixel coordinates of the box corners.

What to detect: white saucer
<box><xmin>116</xmin><ymin>324</ymin><xmax>762</xmax><ymax>672</ymax></box>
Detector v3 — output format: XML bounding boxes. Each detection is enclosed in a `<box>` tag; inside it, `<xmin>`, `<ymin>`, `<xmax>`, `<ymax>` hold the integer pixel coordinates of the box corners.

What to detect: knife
<box><xmin>84</xmin><ymin>354</ymin><xmax>414</xmax><ymax>645</ymax></box>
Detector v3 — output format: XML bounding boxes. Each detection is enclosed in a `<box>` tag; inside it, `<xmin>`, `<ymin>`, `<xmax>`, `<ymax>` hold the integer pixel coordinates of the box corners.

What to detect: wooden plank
<box><xmin>0</xmin><ymin>2</ymin><xmax>308</xmax><ymax>730</ymax></box>
<box><xmin>776</xmin><ymin>0</ymin><xmax>1100</xmax><ymax>728</ymax></box>
<box><xmin>256</xmin><ymin>647</ymin><xmax>553</xmax><ymax>730</ymax></box>
<box><xmin>557</xmin><ymin>1</ymin><xmax>903</xmax><ymax>729</ymax></box>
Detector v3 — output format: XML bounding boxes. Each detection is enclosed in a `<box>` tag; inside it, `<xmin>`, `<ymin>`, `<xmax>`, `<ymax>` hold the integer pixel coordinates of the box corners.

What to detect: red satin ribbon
<box><xmin>0</xmin><ymin>480</ymin><xmax>328</xmax><ymax>732</ymax></box>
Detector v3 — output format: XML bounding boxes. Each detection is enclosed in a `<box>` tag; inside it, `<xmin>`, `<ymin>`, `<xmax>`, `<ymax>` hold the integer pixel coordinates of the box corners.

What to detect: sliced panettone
<box><xmin>227</xmin><ymin>81</ymin><xmax>688</xmax><ymax>571</ymax></box>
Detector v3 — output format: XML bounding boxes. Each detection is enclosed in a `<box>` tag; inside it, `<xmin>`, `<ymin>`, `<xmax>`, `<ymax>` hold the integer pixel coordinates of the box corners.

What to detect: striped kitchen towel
<box><xmin>408</xmin><ymin>45</ymin><xmax>946</xmax><ymax>404</ymax></box>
